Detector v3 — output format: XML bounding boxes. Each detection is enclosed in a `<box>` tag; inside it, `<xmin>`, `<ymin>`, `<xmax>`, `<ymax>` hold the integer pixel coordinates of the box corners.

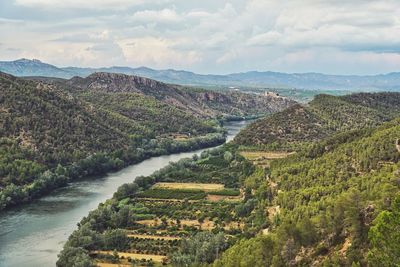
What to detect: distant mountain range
<box><xmin>1</xmin><ymin>58</ymin><xmax>400</xmax><ymax>90</ymax></box>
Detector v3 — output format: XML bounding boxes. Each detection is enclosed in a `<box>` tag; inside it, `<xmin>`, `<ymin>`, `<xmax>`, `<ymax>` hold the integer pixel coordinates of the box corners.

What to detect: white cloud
<box><xmin>118</xmin><ymin>37</ymin><xmax>202</xmax><ymax>68</ymax></box>
<box><xmin>14</xmin><ymin>0</ymin><xmax>158</xmax><ymax>9</ymax></box>
<box><xmin>3</xmin><ymin>0</ymin><xmax>400</xmax><ymax>74</ymax></box>
<box><xmin>131</xmin><ymin>8</ymin><xmax>181</xmax><ymax>23</ymax></box>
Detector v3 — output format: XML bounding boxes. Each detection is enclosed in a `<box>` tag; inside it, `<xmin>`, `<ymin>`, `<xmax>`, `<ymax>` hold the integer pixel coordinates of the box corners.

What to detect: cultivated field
<box><xmin>240</xmin><ymin>151</ymin><xmax>295</xmax><ymax>168</ymax></box>
<box><xmin>206</xmin><ymin>194</ymin><xmax>242</xmax><ymax>202</ymax></box>
<box><xmin>127</xmin><ymin>234</ymin><xmax>181</xmax><ymax>240</ymax></box>
<box><xmin>240</xmin><ymin>151</ymin><xmax>295</xmax><ymax>160</ymax></box>
<box><xmin>97</xmin><ymin>262</ymin><xmax>130</xmax><ymax>267</ymax></box>
<box><xmin>94</xmin><ymin>251</ymin><xmax>166</xmax><ymax>262</ymax></box>
<box><xmin>153</xmin><ymin>182</ymin><xmax>225</xmax><ymax>191</ymax></box>
<box><xmin>135</xmin><ymin>218</ymin><xmax>243</xmax><ymax>231</ymax></box>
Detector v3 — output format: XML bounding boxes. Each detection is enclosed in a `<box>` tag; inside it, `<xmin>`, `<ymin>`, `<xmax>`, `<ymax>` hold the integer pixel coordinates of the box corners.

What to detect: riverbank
<box><xmin>0</xmin><ymin>120</ymin><xmax>251</xmax><ymax>267</ymax></box>
<box><xmin>0</xmin><ymin>132</ymin><xmax>226</xmax><ymax>211</ymax></box>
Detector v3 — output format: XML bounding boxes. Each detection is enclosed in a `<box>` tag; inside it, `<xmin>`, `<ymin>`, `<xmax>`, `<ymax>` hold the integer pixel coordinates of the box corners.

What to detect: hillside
<box><xmin>0</xmin><ymin>59</ymin><xmax>73</xmax><ymax>78</ymax></box>
<box><xmin>0</xmin><ymin>71</ymin><xmax>293</xmax><ymax>210</ymax></box>
<box><xmin>58</xmin><ymin>116</ymin><xmax>400</xmax><ymax>266</ymax></box>
<box><xmin>2</xmin><ymin>59</ymin><xmax>400</xmax><ymax>90</ymax></box>
<box><xmin>234</xmin><ymin>92</ymin><xmax>400</xmax><ymax>149</ymax></box>
<box><xmin>64</xmin><ymin>72</ymin><xmax>295</xmax><ymax>119</ymax></box>
<box><xmin>0</xmin><ymin>72</ymin><xmax>225</xmax><ymax>209</ymax></box>
<box><xmin>215</xmin><ymin>119</ymin><xmax>400</xmax><ymax>266</ymax></box>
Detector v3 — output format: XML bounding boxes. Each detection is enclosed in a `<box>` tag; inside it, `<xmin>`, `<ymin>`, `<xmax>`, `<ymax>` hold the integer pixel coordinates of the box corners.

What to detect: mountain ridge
<box><xmin>234</xmin><ymin>92</ymin><xmax>400</xmax><ymax>149</ymax></box>
<box><xmin>1</xmin><ymin>58</ymin><xmax>400</xmax><ymax>90</ymax></box>
<box><xmin>0</xmin><ymin>70</ymin><xmax>294</xmax><ymax>210</ymax></box>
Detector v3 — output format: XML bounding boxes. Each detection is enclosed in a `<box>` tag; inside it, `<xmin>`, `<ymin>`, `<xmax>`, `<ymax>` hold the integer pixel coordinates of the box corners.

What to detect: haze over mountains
<box><xmin>1</xmin><ymin>58</ymin><xmax>400</xmax><ymax>91</ymax></box>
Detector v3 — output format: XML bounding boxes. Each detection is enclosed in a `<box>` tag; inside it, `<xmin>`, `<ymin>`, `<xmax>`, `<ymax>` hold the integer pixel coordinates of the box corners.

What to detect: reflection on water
<box><xmin>0</xmin><ymin>120</ymin><xmax>252</xmax><ymax>267</ymax></box>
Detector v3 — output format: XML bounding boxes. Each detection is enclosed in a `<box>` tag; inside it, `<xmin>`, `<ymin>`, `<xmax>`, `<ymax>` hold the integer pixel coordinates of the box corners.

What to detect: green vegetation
<box><xmin>58</xmin><ymin>147</ymin><xmax>255</xmax><ymax>266</ymax></box>
<box><xmin>217</xmin><ymin>116</ymin><xmax>400</xmax><ymax>265</ymax></box>
<box><xmin>59</xmin><ymin>91</ymin><xmax>400</xmax><ymax>266</ymax></box>
<box><xmin>1</xmin><ymin>70</ymin><xmax>292</xmax><ymax>210</ymax></box>
<box><xmin>136</xmin><ymin>188</ymin><xmax>207</xmax><ymax>200</ymax></box>
<box><xmin>367</xmin><ymin>194</ymin><xmax>400</xmax><ymax>266</ymax></box>
<box><xmin>171</xmin><ymin>232</ymin><xmax>229</xmax><ymax>266</ymax></box>
<box><xmin>235</xmin><ymin>92</ymin><xmax>400</xmax><ymax>150</ymax></box>
<box><xmin>209</xmin><ymin>188</ymin><xmax>240</xmax><ymax>196</ymax></box>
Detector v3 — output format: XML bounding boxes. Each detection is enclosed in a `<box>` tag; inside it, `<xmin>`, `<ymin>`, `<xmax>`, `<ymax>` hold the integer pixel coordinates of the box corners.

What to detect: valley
<box><xmin>3</xmin><ymin>2</ymin><xmax>400</xmax><ymax>266</ymax></box>
<box><xmin>0</xmin><ymin>121</ymin><xmax>251</xmax><ymax>267</ymax></box>
<box><xmin>0</xmin><ymin>71</ymin><xmax>293</xmax><ymax>210</ymax></box>
<box><xmin>58</xmin><ymin>92</ymin><xmax>400</xmax><ymax>267</ymax></box>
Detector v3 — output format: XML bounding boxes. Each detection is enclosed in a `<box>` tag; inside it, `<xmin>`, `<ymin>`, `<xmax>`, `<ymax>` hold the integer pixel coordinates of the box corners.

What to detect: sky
<box><xmin>1</xmin><ymin>0</ymin><xmax>400</xmax><ymax>75</ymax></box>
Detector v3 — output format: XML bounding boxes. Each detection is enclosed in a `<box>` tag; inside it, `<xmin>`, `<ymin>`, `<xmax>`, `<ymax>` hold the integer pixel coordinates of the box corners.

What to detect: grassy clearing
<box><xmin>138</xmin><ymin>184</ymin><xmax>239</xmax><ymax>201</ymax></box>
<box><xmin>127</xmin><ymin>234</ymin><xmax>181</xmax><ymax>240</ymax></box>
<box><xmin>153</xmin><ymin>182</ymin><xmax>224</xmax><ymax>191</ymax></box>
<box><xmin>134</xmin><ymin>197</ymin><xmax>200</xmax><ymax>202</ymax></box>
<box><xmin>240</xmin><ymin>151</ymin><xmax>295</xmax><ymax>160</ymax></box>
<box><xmin>240</xmin><ymin>151</ymin><xmax>295</xmax><ymax>168</ymax></box>
<box><xmin>135</xmin><ymin>218</ymin><xmax>243</xmax><ymax>231</ymax></box>
<box><xmin>97</xmin><ymin>263</ymin><xmax>131</xmax><ymax>267</ymax></box>
<box><xmin>94</xmin><ymin>251</ymin><xmax>166</xmax><ymax>262</ymax></box>
<box><xmin>206</xmin><ymin>194</ymin><xmax>242</xmax><ymax>202</ymax></box>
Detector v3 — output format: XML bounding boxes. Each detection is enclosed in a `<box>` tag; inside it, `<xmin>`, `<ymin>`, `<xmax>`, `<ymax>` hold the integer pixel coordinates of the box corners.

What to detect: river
<box><xmin>0</xmin><ymin>120</ymin><xmax>250</xmax><ymax>267</ymax></box>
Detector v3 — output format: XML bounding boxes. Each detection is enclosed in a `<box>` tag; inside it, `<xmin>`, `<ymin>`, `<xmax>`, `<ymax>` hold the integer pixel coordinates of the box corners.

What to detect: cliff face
<box><xmin>66</xmin><ymin>72</ymin><xmax>296</xmax><ymax>118</ymax></box>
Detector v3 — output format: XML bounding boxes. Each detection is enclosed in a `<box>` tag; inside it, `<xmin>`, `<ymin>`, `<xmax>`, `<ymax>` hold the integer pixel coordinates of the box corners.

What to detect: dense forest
<box><xmin>59</xmin><ymin>91</ymin><xmax>400</xmax><ymax>266</ymax></box>
<box><xmin>234</xmin><ymin>92</ymin><xmax>400</xmax><ymax>150</ymax></box>
<box><xmin>0</xmin><ymin>71</ymin><xmax>293</xmax><ymax>210</ymax></box>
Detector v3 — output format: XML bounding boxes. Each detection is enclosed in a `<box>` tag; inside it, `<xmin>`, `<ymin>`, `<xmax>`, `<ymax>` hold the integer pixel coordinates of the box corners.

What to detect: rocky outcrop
<box><xmin>66</xmin><ymin>72</ymin><xmax>296</xmax><ymax>118</ymax></box>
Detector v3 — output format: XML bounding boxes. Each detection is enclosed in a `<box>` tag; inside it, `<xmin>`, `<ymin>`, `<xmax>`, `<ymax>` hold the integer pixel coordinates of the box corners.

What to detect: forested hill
<box><xmin>57</xmin><ymin>112</ymin><xmax>400</xmax><ymax>266</ymax></box>
<box><xmin>0</xmin><ymin>71</ymin><xmax>294</xmax><ymax>210</ymax></box>
<box><xmin>214</xmin><ymin>113</ymin><xmax>400</xmax><ymax>266</ymax></box>
<box><xmin>65</xmin><ymin>72</ymin><xmax>296</xmax><ymax>118</ymax></box>
<box><xmin>234</xmin><ymin>92</ymin><xmax>400</xmax><ymax>149</ymax></box>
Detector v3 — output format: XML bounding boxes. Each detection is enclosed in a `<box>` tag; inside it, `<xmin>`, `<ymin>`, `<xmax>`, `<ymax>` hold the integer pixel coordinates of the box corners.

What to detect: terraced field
<box><xmin>61</xmin><ymin>148</ymin><xmax>255</xmax><ymax>266</ymax></box>
<box><xmin>153</xmin><ymin>182</ymin><xmax>225</xmax><ymax>191</ymax></box>
<box><xmin>91</xmin><ymin>187</ymin><xmax>244</xmax><ymax>266</ymax></box>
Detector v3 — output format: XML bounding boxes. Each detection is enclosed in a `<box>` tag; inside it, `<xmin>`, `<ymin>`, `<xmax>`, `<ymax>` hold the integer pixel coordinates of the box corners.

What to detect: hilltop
<box><xmin>2</xmin><ymin>58</ymin><xmax>400</xmax><ymax>90</ymax></box>
<box><xmin>0</xmin><ymin>71</ymin><xmax>293</xmax><ymax>209</ymax></box>
<box><xmin>58</xmin><ymin>107</ymin><xmax>400</xmax><ymax>267</ymax></box>
<box><xmin>64</xmin><ymin>72</ymin><xmax>295</xmax><ymax>118</ymax></box>
<box><xmin>234</xmin><ymin>92</ymin><xmax>400</xmax><ymax>149</ymax></box>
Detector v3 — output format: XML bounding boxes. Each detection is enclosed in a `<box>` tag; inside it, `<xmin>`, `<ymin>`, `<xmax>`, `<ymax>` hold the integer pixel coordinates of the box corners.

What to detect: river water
<box><xmin>0</xmin><ymin>120</ymin><xmax>250</xmax><ymax>267</ymax></box>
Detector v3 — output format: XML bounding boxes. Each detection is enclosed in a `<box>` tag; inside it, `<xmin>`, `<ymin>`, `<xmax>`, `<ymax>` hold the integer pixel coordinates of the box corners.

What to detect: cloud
<box><xmin>0</xmin><ymin>17</ymin><xmax>25</xmax><ymax>24</ymax></box>
<box><xmin>3</xmin><ymin>0</ymin><xmax>400</xmax><ymax>74</ymax></box>
<box><xmin>14</xmin><ymin>0</ymin><xmax>153</xmax><ymax>9</ymax></box>
<box><xmin>131</xmin><ymin>8</ymin><xmax>181</xmax><ymax>23</ymax></box>
<box><xmin>118</xmin><ymin>37</ymin><xmax>202</xmax><ymax>68</ymax></box>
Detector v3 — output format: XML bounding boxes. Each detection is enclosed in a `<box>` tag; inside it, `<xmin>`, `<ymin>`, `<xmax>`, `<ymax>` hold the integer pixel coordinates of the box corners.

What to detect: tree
<box><xmin>368</xmin><ymin>195</ymin><xmax>400</xmax><ymax>266</ymax></box>
<box><xmin>56</xmin><ymin>247</ymin><xmax>95</xmax><ymax>267</ymax></box>
<box><xmin>113</xmin><ymin>183</ymin><xmax>139</xmax><ymax>200</ymax></box>
<box><xmin>103</xmin><ymin>229</ymin><xmax>130</xmax><ymax>251</ymax></box>
<box><xmin>214</xmin><ymin>235</ymin><xmax>275</xmax><ymax>267</ymax></box>
<box><xmin>171</xmin><ymin>232</ymin><xmax>228</xmax><ymax>266</ymax></box>
<box><xmin>224</xmin><ymin>151</ymin><xmax>233</xmax><ymax>162</ymax></box>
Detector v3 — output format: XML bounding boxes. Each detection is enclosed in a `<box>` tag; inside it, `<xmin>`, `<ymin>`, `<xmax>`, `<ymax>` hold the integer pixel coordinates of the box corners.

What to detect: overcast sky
<box><xmin>1</xmin><ymin>0</ymin><xmax>400</xmax><ymax>74</ymax></box>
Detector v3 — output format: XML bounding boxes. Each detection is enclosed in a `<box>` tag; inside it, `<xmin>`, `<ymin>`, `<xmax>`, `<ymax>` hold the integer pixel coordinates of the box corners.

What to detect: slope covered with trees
<box><xmin>64</xmin><ymin>72</ymin><xmax>296</xmax><ymax>119</ymax></box>
<box><xmin>216</xmin><ymin>119</ymin><xmax>400</xmax><ymax>266</ymax></box>
<box><xmin>234</xmin><ymin>93</ymin><xmax>400</xmax><ymax>150</ymax></box>
<box><xmin>59</xmin><ymin>118</ymin><xmax>400</xmax><ymax>266</ymax></box>
<box><xmin>0</xmin><ymin>71</ymin><xmax>293</xmax><ymax>210</ymax></box>
<box><xmin>59</xmin><ymin>111</ymin><xmax>400</xmax><ymax>266</ymax></box>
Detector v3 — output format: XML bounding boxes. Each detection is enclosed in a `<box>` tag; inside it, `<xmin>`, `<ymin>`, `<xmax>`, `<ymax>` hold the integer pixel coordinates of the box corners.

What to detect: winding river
<box><xmin>0</xmin><ymin>120</ymin><xmax>250</xmax><ymax>267</ymax></box>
